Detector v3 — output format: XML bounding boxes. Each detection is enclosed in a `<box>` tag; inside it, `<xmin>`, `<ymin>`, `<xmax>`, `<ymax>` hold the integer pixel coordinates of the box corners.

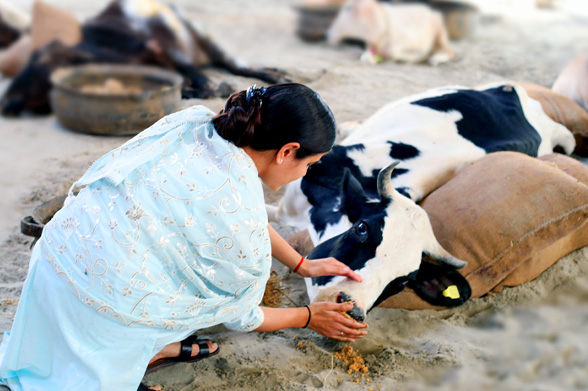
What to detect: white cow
<box><xmin>327</xmin><ymin>0</ymin><xmax>455</xmax><ymax>65</ymax></box>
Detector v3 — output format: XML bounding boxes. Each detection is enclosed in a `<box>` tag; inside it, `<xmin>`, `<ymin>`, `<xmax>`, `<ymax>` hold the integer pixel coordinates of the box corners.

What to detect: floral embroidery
<box><xmin>61</xmin><ymin>217</ymin><xmax>78</xmax><ymax>231</ymax></box>
<box><xmin>125</xmin><ymin>205</ymin><xmax>145</xmax><ymax>221</ymax></box>
<box><xmin>40</xmin><ymin>106</ymin><xmax>271</xmax><ymax>332</ymax></box>
<box><xmin>161</xmin><ymin>216</ymin><xmax>176</xmax><ymax>226</ymax></box>
<box><xmin>185</xmin><ymin>298</ymin><xmax>205</xmax><ymax>313</ymax></box>
<box><xmin>184</xmin><ymin>215</ymin><xmax>195</xmax><ymax>227</ymax></box>
<box><xmin>190</xmin><ymin>142</ymin><xmax>206</xmax><ymax>158</ymax></box>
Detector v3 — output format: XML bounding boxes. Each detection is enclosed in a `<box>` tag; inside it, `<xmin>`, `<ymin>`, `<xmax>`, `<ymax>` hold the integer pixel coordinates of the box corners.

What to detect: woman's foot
<box><xmin>149</xmin><ymin>338</ymin><xmax>218</xmax><ymax>365</ymax></box>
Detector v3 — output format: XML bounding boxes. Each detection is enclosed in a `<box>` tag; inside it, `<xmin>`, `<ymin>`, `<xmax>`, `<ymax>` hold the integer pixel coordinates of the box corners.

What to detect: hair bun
<box><xmin>213</xmin><ymin>88</ymin><xmax>263</xmax><ymax>147</ymax></box>
<box><xmin>246</xmin><ymin>84</ymin><xmax>267</xmax><ymax>109</ymax></box>
<box><xmin>213</xmin><ymin>83</ymin><xmax>336</xmax><ymax>157</ymax></box>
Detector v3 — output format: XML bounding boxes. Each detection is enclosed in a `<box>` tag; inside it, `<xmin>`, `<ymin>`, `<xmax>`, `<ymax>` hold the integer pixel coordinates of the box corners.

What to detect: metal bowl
<box><xmin>20</xmin><ymin>195</ymin><xmax>66</xmax><ymax>239</ymax></box>
<box><xmin>50</xmin><ymin>64</ymin><xmax>183</xmax><ymax>136</ymax></box>
<box><xmin>294</xmin><ymin>5</ymin><xmax>341</xmax><ymax>42</ymax></box>
<box><xmin>431</xmin><ymin>1</ymin><xmax>478</xmax><ymax>41</ymax></box>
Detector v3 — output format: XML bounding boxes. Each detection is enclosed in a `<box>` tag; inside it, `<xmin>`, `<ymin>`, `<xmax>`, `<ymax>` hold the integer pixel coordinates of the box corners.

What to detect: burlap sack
<box><xmin>31</xmin><ymin>0</ymin><xmax>81</xmax><ymax>50</ymax></box>
<box><xmin>379</xmin><ymin>152</ymin><xmax>588</xmax><ymax>309</ymax></box>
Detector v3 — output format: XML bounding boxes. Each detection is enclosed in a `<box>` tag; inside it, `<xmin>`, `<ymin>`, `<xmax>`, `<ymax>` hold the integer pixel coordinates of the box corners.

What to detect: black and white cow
<box><xmin>270</xmin><ymin>83</ymin><xmax>576</xmax><ymax>320</ymax></box>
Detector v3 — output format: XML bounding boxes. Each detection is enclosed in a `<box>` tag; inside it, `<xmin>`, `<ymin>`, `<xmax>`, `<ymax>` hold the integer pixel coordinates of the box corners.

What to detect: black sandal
<box><xmin>145</xmin><ymin>335</ymin><xmax>219</xmax><ymax>375</ymax></box>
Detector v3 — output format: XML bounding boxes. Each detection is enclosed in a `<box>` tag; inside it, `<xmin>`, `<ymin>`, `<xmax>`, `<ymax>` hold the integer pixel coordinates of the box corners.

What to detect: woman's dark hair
<box><xmin>212</xmin><ymin>83</ymin><xmax>336</xmax><ymax>159</ymax></box>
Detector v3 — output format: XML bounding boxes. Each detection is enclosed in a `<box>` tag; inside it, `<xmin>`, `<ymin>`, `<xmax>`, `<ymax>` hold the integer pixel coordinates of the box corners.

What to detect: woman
<box><xmin>0</xmin><ymin>83</ymin><xmax>368</xmax><ymax>391</ymax></box>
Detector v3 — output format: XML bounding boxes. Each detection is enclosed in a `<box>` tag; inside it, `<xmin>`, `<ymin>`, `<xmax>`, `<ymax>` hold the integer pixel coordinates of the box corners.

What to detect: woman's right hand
<box><xmin>306</xmin><ymin>302</ymin><xmax>368</xmax><ymax>342</ymax></box>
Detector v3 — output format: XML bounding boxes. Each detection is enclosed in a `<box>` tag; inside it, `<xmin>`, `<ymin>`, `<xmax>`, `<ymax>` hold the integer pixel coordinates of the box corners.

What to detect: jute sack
<box><xmin>379</xmin><ymin>152</ymin><xmax>588</xmax><ymax>309</ymax></box>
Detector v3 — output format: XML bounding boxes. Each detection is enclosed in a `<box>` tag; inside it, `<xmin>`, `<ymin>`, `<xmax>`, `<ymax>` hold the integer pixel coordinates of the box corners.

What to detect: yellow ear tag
<box><xmin>373</xmin><ymin>54</ymin><xmax>384</xmax><ymax>64</ymax></box>
<box><xmin>442</xmin><ymin>285</ymin><xmax>460</xmax><ymax>299</ymax></box>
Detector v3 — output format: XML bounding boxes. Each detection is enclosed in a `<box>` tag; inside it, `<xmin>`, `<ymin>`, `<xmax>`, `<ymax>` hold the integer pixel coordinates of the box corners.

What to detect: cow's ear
<box><xmin>340</xmin><ymin>168</ymin><xmax>367</xmax><ymax>223</ymax></box>
<box><xmin>407</xmin><ymin>259</ymin><xmax>472</xmax><ymax>307</ymax></box>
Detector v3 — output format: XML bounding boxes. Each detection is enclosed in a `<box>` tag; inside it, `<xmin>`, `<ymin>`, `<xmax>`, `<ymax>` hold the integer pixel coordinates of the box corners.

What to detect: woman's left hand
<box><xmin>306</xmin><ymin>302</ymin><xmax>368</xmax><ymax>342</ymax></box>
<box><xmin>296</xmin><ymin>257</ymin><xmax>362</xmax><ymax>282</ymax></box>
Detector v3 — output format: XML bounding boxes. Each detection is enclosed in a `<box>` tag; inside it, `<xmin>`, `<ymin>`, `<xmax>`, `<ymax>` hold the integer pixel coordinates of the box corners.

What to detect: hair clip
<box><xmin>246</xmin><ymin>84</ymin><xmax>267</xmax><ymax>108</ymax></box>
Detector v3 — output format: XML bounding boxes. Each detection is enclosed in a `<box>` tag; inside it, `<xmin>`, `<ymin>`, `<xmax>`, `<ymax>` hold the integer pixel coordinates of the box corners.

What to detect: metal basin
<box><xmin>430</xmin><ymin>1</ymin><xmax>478</xmax><ymax>40</ymax></box>
<box><xmin>20</xmin><ymin>195</ymin><xmax>66</xmax><ymax>239</ymax></box>
<box><xmin>294</xmin><ymin>5</ymin><xmax>341</xmax><ymax>42</ymax></box>
<box><xmin>50</xmin><ymin>64</ymin><xmax>183</xmax><ymax>136</ymax></box>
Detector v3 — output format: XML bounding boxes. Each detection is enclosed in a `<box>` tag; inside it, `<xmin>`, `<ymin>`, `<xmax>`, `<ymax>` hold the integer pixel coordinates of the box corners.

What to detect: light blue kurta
<box><xmin>0</xmin><ymin>106</ymin><xmax>272</xmax><ymax>390</ymax></box>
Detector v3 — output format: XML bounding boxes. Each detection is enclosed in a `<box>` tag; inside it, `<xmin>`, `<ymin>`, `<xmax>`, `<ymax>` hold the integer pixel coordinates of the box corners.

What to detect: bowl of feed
<box><xmin>50</xmin><ymin>64</ymin><xmax>183</xmax><ymax>136</ymax></box>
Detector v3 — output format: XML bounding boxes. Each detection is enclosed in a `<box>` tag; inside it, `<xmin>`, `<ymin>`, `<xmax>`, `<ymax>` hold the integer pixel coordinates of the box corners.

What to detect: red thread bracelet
<box><xmin>293</xmin><ymin>257</ymin><xmax>305</xmax><ymax>273</ymax></box>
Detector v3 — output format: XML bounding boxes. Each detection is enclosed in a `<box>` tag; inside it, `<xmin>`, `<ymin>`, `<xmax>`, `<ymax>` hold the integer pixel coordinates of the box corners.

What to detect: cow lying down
<box><xmin>269</xmin><ymin>83</ymin><xmax>576</xmax><ymax>321</ymax></box>
<box><xmin>0</xmin><ymin>0</ymin><xmax>287</xmax><ymax>116</ymax></box>
<box><xmin>327</xmin><ymin>0</ymin><xmax>454</xmax><ymax>65</ymax></box>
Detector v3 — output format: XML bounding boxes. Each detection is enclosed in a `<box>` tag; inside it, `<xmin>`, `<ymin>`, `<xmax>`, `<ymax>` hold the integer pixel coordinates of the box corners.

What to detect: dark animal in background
<box><xmin>0</xmin><ymin>0</ymin><xmax>288</xmax><ymax>116</ymax></box>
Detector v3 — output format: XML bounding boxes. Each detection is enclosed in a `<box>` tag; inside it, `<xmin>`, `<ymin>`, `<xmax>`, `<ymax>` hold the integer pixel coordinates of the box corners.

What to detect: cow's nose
<box><xmin>336</xmin><ymin>292</ymin><xmax>365</xmax><ymax>322</ymax></box>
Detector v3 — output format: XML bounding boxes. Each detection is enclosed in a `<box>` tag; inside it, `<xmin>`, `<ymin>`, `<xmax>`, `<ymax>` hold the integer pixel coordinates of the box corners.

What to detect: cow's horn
<box><xmin>438</xmin><ymin>256</ymin><xmax>468</xmax><ymax>269</ymax></box>
<box><xmin>377</xmin><ymin>161</ymin><xmax>400</xmax><ymax>199</ymax></box>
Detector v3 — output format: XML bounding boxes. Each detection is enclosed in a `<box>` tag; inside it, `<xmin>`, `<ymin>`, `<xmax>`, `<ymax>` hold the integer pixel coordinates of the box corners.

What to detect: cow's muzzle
<box><xmin>336</xmin><ymin>292</ymin><xmax>365</xmax><ymax>322</ymax></box>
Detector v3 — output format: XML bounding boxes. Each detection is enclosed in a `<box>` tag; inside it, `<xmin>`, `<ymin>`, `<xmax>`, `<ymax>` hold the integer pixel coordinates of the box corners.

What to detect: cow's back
<box><xmin>382</xmin><ymin>4</ymin><xmax>448</xmax><ymax>63</ymax></box>
<box><xmin>412</xmin><ymin>85</ymin><xmax>542</xmax><ymax>155</ymax></box>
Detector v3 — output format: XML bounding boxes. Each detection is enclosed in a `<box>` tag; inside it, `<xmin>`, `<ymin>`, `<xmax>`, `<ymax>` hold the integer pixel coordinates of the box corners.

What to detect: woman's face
<box><xmin>262</xmin><ymin>152</ymin><xmax>326</xmax><ymax>191</ymax></box>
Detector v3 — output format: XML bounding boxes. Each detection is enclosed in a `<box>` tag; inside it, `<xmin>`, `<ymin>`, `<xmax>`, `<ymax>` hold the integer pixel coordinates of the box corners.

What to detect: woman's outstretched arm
<box><xmin>254</xmin><ymin>303</ymin><xmax>368</xmax><ymax>342</ymax></box>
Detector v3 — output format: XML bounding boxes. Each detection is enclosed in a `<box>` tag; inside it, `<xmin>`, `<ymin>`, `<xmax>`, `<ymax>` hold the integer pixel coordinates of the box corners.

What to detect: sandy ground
<box><xmin>1</xmin><ymin>0</ymin><xmax>588</xmax><ymax>390</ymax></box>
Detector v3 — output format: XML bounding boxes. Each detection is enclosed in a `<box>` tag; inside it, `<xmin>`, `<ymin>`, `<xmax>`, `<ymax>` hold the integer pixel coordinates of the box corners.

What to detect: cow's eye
<box><xmin>356</xmin><ymin>222</ymin><xmax>368</xmax><ymax>235</ymax></box>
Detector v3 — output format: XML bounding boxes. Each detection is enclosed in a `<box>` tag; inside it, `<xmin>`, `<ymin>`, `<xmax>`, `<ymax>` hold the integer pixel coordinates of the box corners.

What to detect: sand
<box><xmin>1</xmin><ymin>0</ymin><xmax>588</xmax><ymax>390</ymax></box>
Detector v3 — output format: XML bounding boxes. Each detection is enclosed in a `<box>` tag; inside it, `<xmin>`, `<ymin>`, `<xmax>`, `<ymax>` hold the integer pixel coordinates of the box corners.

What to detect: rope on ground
<box><xmin>322</xmin><ymin>353</ymin><xmax>335</xmax><ymax>384</ymax></box>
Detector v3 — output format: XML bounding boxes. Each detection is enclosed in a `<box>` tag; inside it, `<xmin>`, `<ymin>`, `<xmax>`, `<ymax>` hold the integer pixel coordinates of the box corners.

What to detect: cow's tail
<box><xmin>551</xmin><ymin>121</ymin><xmax>577</xmax><ymax>155</ymax></box>
<box><xmin>514</xmin><ymin>85</ymin><xmax>577</xmax><ymax>156</ymax></box>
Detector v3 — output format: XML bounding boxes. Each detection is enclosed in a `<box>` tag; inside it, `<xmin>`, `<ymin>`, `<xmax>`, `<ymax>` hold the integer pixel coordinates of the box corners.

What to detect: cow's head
<box><xmin>305</xmin><ymin>162</ymin><xmax>470</xmax><ymax>321</ymax></box>
<box><xmin>327</xmin><ymin>0</ymin><xmax>383</xmax><ymax>46</ymax></box>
